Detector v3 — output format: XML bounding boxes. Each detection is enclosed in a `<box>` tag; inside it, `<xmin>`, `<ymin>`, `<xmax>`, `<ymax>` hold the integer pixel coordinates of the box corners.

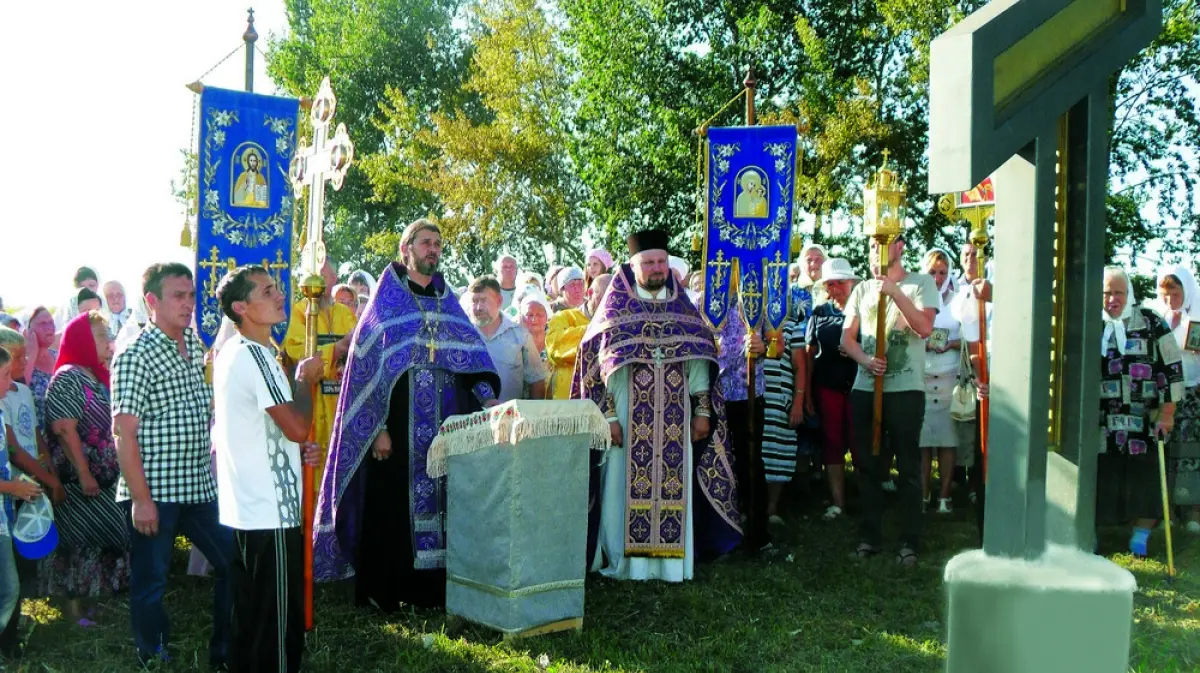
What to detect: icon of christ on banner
<box><xmin>232</xmin><ymin>144</ymin><xmax>270</xmax><ymax>208</ymax></box>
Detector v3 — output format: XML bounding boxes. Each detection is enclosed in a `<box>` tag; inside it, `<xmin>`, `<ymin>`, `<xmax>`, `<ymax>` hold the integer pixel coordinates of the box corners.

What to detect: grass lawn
<box><xmin>18</xmin><ymin>493</ymin><xmax>1200</xmax><ymax>672</ymax></box>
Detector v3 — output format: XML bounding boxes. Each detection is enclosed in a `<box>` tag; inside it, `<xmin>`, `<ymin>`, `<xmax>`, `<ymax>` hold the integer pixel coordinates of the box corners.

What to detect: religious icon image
<box><xmin>1187</xmin><ymin>320</ymin><xmax>1200</xmax><ymax>352</ymax></box>
<box><xmin>231</xmin><ymin>143</ymin><xmax>270</xmax><ymax>208</ymax></box>
<box><xmin>733</xmin><ymin>167</ymin><xmax>769</xmax><ymax>219</ymax></box>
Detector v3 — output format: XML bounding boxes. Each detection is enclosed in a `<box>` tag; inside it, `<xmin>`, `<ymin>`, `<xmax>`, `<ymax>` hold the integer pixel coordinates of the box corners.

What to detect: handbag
<box><xmin>950</xmin><ymin>340</ymin><xmax>978</xmax><ymax>422</ymax></box>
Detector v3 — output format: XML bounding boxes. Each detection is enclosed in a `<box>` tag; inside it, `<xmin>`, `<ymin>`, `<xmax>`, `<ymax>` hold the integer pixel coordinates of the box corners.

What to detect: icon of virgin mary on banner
<box><xmin>702</xmin><ymin>125</ymin><xmax>799</xmax><ymax>334</ymax></box>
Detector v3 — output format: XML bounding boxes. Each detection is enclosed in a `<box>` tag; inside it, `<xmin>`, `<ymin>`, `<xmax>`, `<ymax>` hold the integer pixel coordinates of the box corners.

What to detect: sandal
<box><xmin>896</xmin><ymin>547</ymin><xmax>919</xmax><ymax>567</ymax></box>
<box><xmin>854</xmin><ymin>543</ymin><xmax>880</xmax><ymax>559</ymax></box>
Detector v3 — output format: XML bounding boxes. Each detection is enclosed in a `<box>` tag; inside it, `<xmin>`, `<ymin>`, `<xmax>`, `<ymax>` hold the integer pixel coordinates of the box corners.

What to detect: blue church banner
<box><xmin>195</xmin><ymin>87</ymin><xmax>300</xmax><ymax>348</ymax></box>
<box><xmin>702</xmin><ymin>125</ymin><xmax>798</xmax><ymax>333</ymax></box>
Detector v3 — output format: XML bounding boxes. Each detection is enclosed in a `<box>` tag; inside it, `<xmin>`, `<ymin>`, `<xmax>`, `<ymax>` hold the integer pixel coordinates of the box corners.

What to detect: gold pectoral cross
<box><xmin>427</xmin><ymin>338</ymin><xmax>437</xmax><ymax>361</ymax></box>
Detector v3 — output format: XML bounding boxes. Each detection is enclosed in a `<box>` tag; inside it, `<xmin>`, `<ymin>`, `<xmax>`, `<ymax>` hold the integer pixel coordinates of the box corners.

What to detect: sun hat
<box><xmin>814</xmin><ymin>258</ymin><xmax>860</xmax><ymax>286</ymax></box>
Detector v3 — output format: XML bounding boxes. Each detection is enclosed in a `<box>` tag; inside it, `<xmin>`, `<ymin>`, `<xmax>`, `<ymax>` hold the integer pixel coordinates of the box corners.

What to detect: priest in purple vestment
<box><xmin>573</xmin><ymin>229</ymin><xmax>742</xmax><ymax>582</ymax></box>
<box><xmin>313</xmin><ymin>220</ymin><xmax>500</xmax><ymax>611</ymax></box>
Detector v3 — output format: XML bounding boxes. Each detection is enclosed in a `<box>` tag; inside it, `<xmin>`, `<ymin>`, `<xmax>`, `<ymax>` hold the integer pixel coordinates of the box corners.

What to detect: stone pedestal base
<box><xmin>944</xmin><ymin>544</ymin><xmax>1136</xmax><ymax>673</ymax></box>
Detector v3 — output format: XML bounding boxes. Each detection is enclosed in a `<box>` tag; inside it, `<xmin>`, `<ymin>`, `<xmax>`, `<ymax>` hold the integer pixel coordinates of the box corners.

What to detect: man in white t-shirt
<box><xmin>841</xmin><ymin>235</ymin><xmax>937</xmax><ymax>566</ymax></box>
<box><xmin>213</xmin><ymin>265</ymin><xmax>323</xmax><ymax>673</ymax></box>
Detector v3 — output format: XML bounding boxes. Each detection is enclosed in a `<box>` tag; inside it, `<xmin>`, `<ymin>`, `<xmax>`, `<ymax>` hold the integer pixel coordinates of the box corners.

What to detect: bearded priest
<box><xmin>573</xmin><ymin>229</ymin><xmax>742</xmax><ymax>581</ymax></box>
<box><xmin>313</xmin><ymin>219</ymin><xmax>501</xmax><ymax>611</ymax></box>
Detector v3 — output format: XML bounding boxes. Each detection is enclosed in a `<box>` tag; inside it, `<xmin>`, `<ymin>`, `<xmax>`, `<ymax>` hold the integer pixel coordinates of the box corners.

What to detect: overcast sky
<box><xmin>0</xmin><ymin>1</ymin><xmax>288</xmax><ymax>311</ymax></box>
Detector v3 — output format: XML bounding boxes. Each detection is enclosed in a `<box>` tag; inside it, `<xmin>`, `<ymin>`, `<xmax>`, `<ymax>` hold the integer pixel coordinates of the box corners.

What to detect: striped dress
<box><xmin>762</xmin><ymin>287</ymin><xmax>813</xmax><ymax>482</ymax></box>
<box><xmin>39</xmin><ymin>366</ymin><xmax>130</xmax><ymax>598</ymax></box>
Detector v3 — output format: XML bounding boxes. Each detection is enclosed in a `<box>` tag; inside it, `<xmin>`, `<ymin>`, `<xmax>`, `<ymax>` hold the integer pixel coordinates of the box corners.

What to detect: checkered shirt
<box><xmin>111</xmin><ymin>323</ymin><xmax>216</xmax><ymax>503</ymax></box>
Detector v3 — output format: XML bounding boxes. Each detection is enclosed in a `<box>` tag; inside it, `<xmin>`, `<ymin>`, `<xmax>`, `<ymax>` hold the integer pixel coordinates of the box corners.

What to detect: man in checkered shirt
<box><xmin>112</xmin><ymin>263</ymin><xmax>233</xmax><ymax>670</ymax></box>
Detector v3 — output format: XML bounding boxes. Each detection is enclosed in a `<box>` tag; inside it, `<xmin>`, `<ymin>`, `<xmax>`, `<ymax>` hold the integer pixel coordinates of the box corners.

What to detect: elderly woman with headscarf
<box><xmin>332</xmin><ymin>284</ymin><xmax>358</xmax><ymax>312</ymax></box>
<box><xmin>41</xmin><ymin>312</ymin><xmax>131</xmax><ymax>622</ymax></box>
<box><xmin>794</xmin><ymin>243</ymin><xmax>828</xmax><ymax>308</ymax></box>
<box><xmin>1100</xmin><ymin>266</ymin><xmax>1185</xmax><ymax>556</ymax></box>
<box><xmin>519</xmin><ymin>294</ymin><xmax>551</xmax><ymax>358</ymax></box>
<box><xmin>346</xmin><ymin>269</ymin><xmax>377</xmax><ymax>317</ymax></box>
<box><xmin>918</xmin><ymin>249</ymin><xmax>962</xmax><ymax>514</ymax></box>
<box><xmin>347</xmin><ymin>269</ymin><xmax>377</xmax><ymax>299</ymax></box>
<box><xmin>550</xmin><ymin>267</ymin><xmax>586</xmax><ymax>313</ymax></box>
<box><xmin>1156</xmin><ymin>265</ymin><xmax>1200</xmax><ymax>533</ymax></box>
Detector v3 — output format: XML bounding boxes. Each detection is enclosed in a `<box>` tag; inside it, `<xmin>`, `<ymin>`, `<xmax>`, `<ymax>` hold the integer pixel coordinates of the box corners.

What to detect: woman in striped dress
<box><xmin>762</xmin><ymin>285</ymin><xmax>813</xmax><ymax>524</ymax></box>
<box><xmin>40</xmin><ymin>312</ymin><xmax>130</xmax><ymax>622</ymax></box>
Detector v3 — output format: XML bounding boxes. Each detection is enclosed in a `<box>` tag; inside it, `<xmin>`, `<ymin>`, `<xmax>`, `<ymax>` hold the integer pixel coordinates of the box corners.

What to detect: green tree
<box><xmin>1107</xmin><ymin>0</ymin><xmax>1200</xmax><ymax>266</ymax></box>
<box><xmin>361</xmin><ymin>0</ymin><xmax>586</xmax><ymax>281</ymax></box>
<box><xmin>267</xmin><ymin>0</ymin><xmax>472</xmax><ymax>275</ymax></box>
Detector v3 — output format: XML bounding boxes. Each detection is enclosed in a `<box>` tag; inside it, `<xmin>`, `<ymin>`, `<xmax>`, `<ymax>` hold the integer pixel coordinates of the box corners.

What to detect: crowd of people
<box><xmin>0</xmin><ymin>223</ymin><xmax>1195</xmax><ymax>670</ymax></box>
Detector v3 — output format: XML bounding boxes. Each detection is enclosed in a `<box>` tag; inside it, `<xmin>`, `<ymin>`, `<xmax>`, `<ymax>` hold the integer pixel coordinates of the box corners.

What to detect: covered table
<box><xmin>428</xmin><ymin>399</ymin><xmax>610</xmax><ymax>638</ymax></box>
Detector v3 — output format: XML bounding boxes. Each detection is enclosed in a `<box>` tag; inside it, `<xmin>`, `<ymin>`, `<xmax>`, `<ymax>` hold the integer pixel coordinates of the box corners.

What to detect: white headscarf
<box><xmin>557</xmin><ymin>266</ymin><xmax>585</xmax><ymax>286</ymax></box>
<box><xmin>1102</xmin><ymin>266</ymin><xmax>1137</xmax><ymax>356</ymax></box>
<box><xmin>1155</xmin><ymin>264</ymin><xmax>1199</xmax><ymax>324</ymax></box>
<box><xmin>518</xmin><ymin>294</ymin><xmax>551</xmax><ymax>319</ymax></box>
<box><xmin>923</xmin><ymin>248</ymin><xmax>959</xmax><ymax>309</ymax></box>
<box><xmin>668</xmin><ymin>256</ymin><xmax>690</xmax><ymax>281</ymax></box>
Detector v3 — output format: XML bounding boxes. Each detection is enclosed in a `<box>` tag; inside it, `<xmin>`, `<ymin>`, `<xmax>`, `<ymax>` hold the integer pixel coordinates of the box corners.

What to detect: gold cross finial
<box><xmin>881</xmin><ymin>148</ymin><xmax>890</xmax><ymax>166</ymax></box>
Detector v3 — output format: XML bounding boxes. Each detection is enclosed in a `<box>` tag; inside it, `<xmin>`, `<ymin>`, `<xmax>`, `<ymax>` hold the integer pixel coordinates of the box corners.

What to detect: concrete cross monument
<box><xmin>928</xmin><ymin>2</ymin><xmax>1162</xmax><ymax>672</ymax></box>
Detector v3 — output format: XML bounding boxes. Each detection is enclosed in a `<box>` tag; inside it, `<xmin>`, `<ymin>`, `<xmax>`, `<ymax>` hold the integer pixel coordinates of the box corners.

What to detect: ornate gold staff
<box><xmin>938</xmin><ymin>184</ymin><xmax>993</xmax><ymax>478</ymax></box>
<box><xmin>289</xmin><ymin>77</ymin><xmax>354</xmax><ymax>631</ymax></box>
<box><xmin>862</xmin><ymin>152</ymin><xmax>906</xmax><ymax>456</ymax></box>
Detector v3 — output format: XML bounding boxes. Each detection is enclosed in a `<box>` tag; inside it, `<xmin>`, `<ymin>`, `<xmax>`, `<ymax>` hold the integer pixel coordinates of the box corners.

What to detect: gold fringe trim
<box><xmin>427</xmin><ymin>400</ymin><xmax>611</xmax><ymax>478</ymax></box>
<box><xmin>624</xmin><ymin>548</ymin><xmax>687</xmax><ymax>559</ymax></box>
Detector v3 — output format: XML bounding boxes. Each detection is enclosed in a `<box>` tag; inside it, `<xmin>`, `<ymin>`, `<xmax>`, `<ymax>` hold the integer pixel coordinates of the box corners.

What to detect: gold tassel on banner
<box><xmin>180</xmin><ymin>219</ymin><xmax>192</xmax><ymax>248</ymax></box>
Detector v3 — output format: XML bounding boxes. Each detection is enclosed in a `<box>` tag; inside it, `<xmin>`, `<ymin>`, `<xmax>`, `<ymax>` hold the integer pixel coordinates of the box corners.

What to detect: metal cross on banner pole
<box><xmin>288</xmin><ymin>76</ymin><xmax>354</xmax><ymax>631</ymax></box>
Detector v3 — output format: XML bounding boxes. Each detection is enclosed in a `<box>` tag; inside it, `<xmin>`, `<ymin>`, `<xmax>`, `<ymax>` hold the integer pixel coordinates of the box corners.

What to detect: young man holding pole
<box><xmin>841</xmin><ymin>235</ymin><xmax>937</xmax><ymax>566</ymax></box>
<box><xmin>214</xmin><ymin>266</ymin><xmax>324</xmax><ymax>673</ymax></box>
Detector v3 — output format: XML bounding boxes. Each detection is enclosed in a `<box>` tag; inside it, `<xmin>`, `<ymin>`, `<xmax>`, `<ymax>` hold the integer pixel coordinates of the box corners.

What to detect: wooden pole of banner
<box><xmin>741</xmin><ymin>66</ymin><xmax>762</xmax><ymax>550</ymax></box>
<box><xmin>243</xmin><ymin>9</ymin><xmax>257</xmax><ymax>93</ymax></box>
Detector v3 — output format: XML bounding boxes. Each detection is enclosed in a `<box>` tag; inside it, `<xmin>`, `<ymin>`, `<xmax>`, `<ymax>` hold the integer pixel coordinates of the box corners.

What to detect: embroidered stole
<box><xmin>624</xmin><ymin>361</ymin><xmax>688</xmax><ymax>558</ymax></box>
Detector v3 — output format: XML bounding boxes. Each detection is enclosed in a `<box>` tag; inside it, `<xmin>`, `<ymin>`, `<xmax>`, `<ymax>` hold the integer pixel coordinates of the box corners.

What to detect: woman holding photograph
<box><xmin>918</xmin><ymin>249</ymin><xmax>961</xmax><ymax>514</ymax></box>
<box><xmin>1156</xmin><ymin>265</ymin><xmax>1200</xmax><ymax>533</ymax></box>
<box><xmin>1100</xmin><ymin>266</ymin><xmax>1184</xmax><ymax>556</ymax></box>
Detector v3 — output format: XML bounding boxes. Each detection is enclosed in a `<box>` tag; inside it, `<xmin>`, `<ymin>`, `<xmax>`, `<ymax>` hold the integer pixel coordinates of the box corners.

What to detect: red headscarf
<box><xmin>53</xmin><ymin>313</ymin><xmax>110</xmax><ymax>389</ymax></box>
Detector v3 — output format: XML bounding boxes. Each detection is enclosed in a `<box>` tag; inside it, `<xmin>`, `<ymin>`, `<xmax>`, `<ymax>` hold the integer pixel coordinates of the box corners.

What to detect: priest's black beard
<box><xmin>641</xmin><ymin>277</ymin><xmax>666</xmax><ymax>292</ymax></box>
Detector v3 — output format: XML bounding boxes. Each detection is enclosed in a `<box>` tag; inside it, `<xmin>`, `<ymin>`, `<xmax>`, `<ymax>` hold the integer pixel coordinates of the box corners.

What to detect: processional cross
<box><xmin>288</xmin><ymin>76</ymin><xmax>354</xmax><ymax>632</ymax></box>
